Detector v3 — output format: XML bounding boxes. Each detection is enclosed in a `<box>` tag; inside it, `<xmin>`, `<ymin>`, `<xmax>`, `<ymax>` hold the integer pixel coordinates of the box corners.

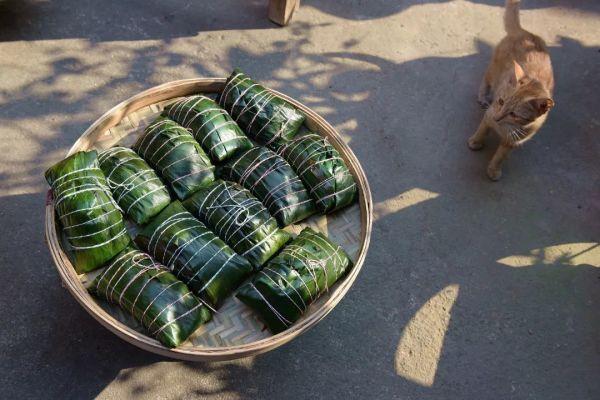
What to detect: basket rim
<box><xmin>45</xmin><ymin>77</ymin><xmax>373</xmax><ymax>361</ymax></box>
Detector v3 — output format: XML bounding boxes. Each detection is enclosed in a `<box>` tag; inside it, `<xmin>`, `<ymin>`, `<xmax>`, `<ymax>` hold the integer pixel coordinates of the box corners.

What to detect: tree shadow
<box><xmin>1</xmin><ymin>8</ymin><xmax>599</xmax><ymax>399</ymax></box>
<box><xmin>0</xmin><ymin>0</ymin><xmax>275</xmax><ymax>43</ymax></box>
<box><xmin>304</xmin><ymin>0</ymin><xmax>600</xmax><ymax>21</ymax></box>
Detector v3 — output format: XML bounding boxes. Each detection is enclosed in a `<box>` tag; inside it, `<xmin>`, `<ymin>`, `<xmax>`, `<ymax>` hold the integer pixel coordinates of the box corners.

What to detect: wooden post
<box><xmin>268</xmin><ymin>0</ymin><xmax>300</xmax><ymax>26</ymax></box>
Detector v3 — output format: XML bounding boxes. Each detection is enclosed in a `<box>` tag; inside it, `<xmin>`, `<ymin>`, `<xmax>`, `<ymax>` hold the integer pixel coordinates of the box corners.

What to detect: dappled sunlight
<box><xmin>497</xmin><ymin>243</ymin><xmax>600</xmax><ymax>268</ymax></box>
<box><xmin>96</xmin><ymin>358</ymin><xmax>255</xmax><ymax>399</ymax></box>
<box><xmin>395</xmin><ymin>284</ymin><xmax>459</xmax><ymax>387</ymax></box>
<box><xmin>2</xmin><ymin>0</ymin><xmax>600</xmax><ymax>397</ymax></box>
<box><xmin>374</xmin><ymin>188</ymin><xmax>439</xmax><ymax>220</ymax></box>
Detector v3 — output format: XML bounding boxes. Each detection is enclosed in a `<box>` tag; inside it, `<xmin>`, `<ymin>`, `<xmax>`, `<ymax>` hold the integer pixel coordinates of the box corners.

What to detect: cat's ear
<box><xmin>510</xmin><ymin>61</ymin><xmax>525</xmax><ymax>85</ymax></box>
<box><xmin>529</xmin><ymin>98</ymin><xmax>555</xmax><ymax>116</ymax></box>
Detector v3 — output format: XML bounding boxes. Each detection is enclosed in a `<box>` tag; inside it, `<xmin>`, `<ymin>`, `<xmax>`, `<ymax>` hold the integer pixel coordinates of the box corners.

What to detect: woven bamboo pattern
<box><xmin>46</xmin><ymin>79</ymin><xmax>372</xmax><ymax>361</ymax></box>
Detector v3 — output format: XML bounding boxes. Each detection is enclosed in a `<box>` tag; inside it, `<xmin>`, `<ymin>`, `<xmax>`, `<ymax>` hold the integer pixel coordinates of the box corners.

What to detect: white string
<box><xmin>259</xmin><ymin>270</ymin><xmax>305</xmax><ymax>313</ymax></box>
<box><xmin>263</xmin><ymin>267</ymin><xmax>307</xmax><ymax>310</ymax></box>
<box><xmin>246</xmin><ymin>94</ymin><xmax>276</xmax><ymax>133</ymax></box>
<box><xmin>69</xmin><ymin>228</ymin><xmax>128</xmax><ymax>250</ymax></box>
<box><xmin>234</xmin><ymin>89</ymin><xmax>270</xmax><ymax>123</ymax></box>
<box><xmin>248</xmin><ymin>283</ymin><xmax>292</xmax><ymax>327</ymax></box>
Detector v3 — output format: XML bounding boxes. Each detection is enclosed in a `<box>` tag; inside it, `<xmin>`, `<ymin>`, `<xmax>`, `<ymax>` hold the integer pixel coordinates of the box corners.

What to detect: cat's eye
<box><xmin>509</xmin><ymin>112</ymin><xmax>516</xmax><ymax>117</ymax></box>
<box><xmin>498</xmin><ymin>98</ymin><xmax>504</xmax><ymax>106</ymax></box>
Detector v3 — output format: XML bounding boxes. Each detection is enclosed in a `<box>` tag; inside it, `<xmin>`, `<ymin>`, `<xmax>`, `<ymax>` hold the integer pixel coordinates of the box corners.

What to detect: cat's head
<box><xmin>492</xmin><ymin>61</ymin><xmax>554</xmax><ymax>143</ymax></box>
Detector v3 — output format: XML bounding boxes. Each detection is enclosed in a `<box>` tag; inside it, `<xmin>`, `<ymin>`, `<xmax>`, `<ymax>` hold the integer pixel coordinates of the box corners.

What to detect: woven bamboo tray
<box><xmin>45</xmin><ymin>78</ymin><xmax>372</xmax><ymax>361</ymax></box>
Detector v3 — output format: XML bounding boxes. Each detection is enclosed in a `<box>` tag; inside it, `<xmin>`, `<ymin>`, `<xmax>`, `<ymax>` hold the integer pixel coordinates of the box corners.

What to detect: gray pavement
<box><xmin>1</xmin><ymin>1</ymin><xmax>599</xmax><ymax>399</ymax></box>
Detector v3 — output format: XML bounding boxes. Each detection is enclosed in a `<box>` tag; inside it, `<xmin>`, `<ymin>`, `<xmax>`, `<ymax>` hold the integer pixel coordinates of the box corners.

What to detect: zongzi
<box><xmin>276</xmin><ymin>133</ymin><xmax>357</xmax><ymax>213</ymax></box>
<box><xmin>163</xmin><ymin>95</ymin><xmax>253</xmax><ymax>163</ymax></box>
<box><xmin>98</xmin><ymin>147</ymin><xmax>171</xmax><ymax>225</ymax></box>
<box><xmin>135</xmin><ymin>201</ymin><xmax>253</xmax><ymax>309</ymax></box>
<box><xmin>132</xmin><ymin>116</ymin><xmax>215</xmax><ymax>200</ymax></box>
<box><xmin>91</xmin><ymin>247</ymin><xmax>211</xmax><ymax>348</ymax></box>
<box><xmin>219</xmin><ymin>69</ymin><xmax>305</xmax><ymax>149</ymax></box>
<box><xmin>183</xmin><ymin>180</ymin><xmax>291</xmax><ymax>269</ymax></box>
<box><xmin>45</xmin><ymin>150</ymin><xmax>130</xmax><ymax>273</ymax></box>
<box><xmin>217</xmin><ymin>146</ymin><xmax>317</xmax><ymax>227</ymax></box>
<box><xmin>236</xmin><ymin>227</ymin><xmax>352</xmax><ymax>333</ymax></box>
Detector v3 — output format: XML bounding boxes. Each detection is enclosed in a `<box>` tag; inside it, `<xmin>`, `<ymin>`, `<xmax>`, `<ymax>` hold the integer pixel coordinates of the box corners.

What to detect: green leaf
<box><xmin>164</xmin><ymin>95</ymin><xmax>253</xmax><ymax>163</ymax></box>
<box><xmin>135</xmin><ymin>201</ymin><xmax>253</xmax><ymax>309</ymax></box>
<box><xmin>132</xmin><ymin>116</ymin><xmax>215</xmax><ymax>200</ymax></box>
<box><xmin>217</xmin><ymin>147</ymin><xmax>317</xmax><ymax>227</ymax></box>
<box><xmin>98</xmin><ymin>147</ymin><xmax>171</xmax><ymax>225</ymax></box>
<box><xmin>91</xmin><ymin>247</ymin><xmax>211</xmax><ymax>348</ymax></box>
<box><xmin>218</xmin><ymin>69</ymin><xmax>305</xmax><ymax>150</ymax></box>
<box><xmin>45</xmin><ymin>151</ymin><xmax>130</xmax><ymax>273</ymax></box>
<box><xmin>237</xmin><ymin>227</ymin><xmax>353</xmax><ymax>334</ymax></box>
<box><xmin>276</xmin><ymin>133</ymin><xmax>357</xmax><ymax>213</ymax></box>
<box><xmin>183</xmin><ymin>180</ymin><xmax>291</xmax><ymax>269</ymax></box>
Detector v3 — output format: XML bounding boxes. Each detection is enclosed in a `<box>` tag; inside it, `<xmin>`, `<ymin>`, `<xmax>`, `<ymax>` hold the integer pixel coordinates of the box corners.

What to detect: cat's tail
<box><xmin>504</xmin><ymin>0</ymin><xmax>522</xmax><ymax>35</ymax></box>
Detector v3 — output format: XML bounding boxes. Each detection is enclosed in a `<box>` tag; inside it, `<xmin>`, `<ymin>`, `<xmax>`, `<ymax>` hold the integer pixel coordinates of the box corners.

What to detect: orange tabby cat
<box><xmin>468</xmin><ymin>0</ymin><xmax>555</xmax><ymax>181</ymax></box>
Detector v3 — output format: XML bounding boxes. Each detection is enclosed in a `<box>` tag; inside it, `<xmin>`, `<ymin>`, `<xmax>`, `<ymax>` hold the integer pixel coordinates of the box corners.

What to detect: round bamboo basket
<box><xmin>45</xmin><ymin>78</ymin><xmax>373</xmax><ymax>361</ymax></box>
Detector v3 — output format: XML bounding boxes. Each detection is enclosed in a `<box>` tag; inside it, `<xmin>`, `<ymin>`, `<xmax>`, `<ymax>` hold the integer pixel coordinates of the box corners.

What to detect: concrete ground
<box><xmin>1</xmin><ymin>0</ymin><xmax>599</xmax><ymax>399</ymax></box>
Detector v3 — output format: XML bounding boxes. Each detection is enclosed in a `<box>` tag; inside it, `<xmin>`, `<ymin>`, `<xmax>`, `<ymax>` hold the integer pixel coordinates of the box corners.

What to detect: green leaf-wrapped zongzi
<box><xmin>91</xmin><ymin>247</ymin><xmax>211</xmax><ymax>348</ymax></box>
<box><xmin>163</xmin><ymin>95</ymin><xmax>253</xmax><ymax>163</ymax></box>
<box><xmin>182</xmin><ymin>180</ymin><xmax>291</xmax><ymax>269</ymax></box>
<box><xmin>98</xmin><ymin>147</ymin><xmax>171</xmax><ymax>225</ymax></box>
<box><xmin>45</xmin><ymin>151</ymin><xmax>130</xmax><ymax>273</ymax></box>
<box><xmin>135</xmin><ymin>201</ymin><xmax>253</xmax><ymax>309</ymax></box>
<box><xmin>132</xmin><ymin>116</ymin><xmax>215</xmax><ymax>200</ymax></box>
<box><xmin>276</xmin><ymin>133</ymin><xmax>357</xmax><ymax>213</ymax></box>
<box><xmin>236</xmin><ymin>227</ymin><xmax>352</xmax><ymax>334</ymax></box>
<box><xmin>217</xmin><ymin>147</ymin><xmax>317</xmax><ymax>227</ymax></box>
<box><xmin>219</xmin><ymin>69</ymin><xmax>305</xmax><ymax>149</ymax></box>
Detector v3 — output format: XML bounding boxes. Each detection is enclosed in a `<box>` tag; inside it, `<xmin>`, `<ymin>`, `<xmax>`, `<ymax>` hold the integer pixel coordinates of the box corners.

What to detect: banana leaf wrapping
<box><xmin>163</xmin><ymin>95</ymin><xmax>253</xmax><ymax>163</ymax></box>
<box><xmin>218</xmin><ymin>69</ymin><xmax>305</xmax><ymax>149</ymax></box>
<box><xmin>236</xmin><ymin>227</ymin><xmax>353</xmax><ymax>334</ymax></box>
<box><xmin>91</xmin><ymin>247</ymin><xmax>211</xmax><ymax>348</ymax></box>
<box><xmin>98</xmin><ymin>147</ymin><xmax>171</xmax><ymax>225</ymax></box>
<box><xmin>276</xmin><ymin>133</ymin><xmax>358</xmax><ymax>213</ymax></box>
<box><xmin>182</xmin><ymin>180</ymin><xmax>292</xmax><ymax>269</ymax></box>
<box><xmin>132</xmin><ymin>116</ymin><xmax>215</xmax><ymax>200</ymax></box>
<box><xmin>45</xmin><ymin>151</ymin><xmax>130</xmax><ymax>273</ymax></box>
<box><xmin>217</xmin><ymin>147</ymin><xmax>317</xmax><ymax>227</ymax></box>
<box><xmin>134</xmin><ymin>201</ymin><xmax>253</xmax><ymax>309</ymax></box>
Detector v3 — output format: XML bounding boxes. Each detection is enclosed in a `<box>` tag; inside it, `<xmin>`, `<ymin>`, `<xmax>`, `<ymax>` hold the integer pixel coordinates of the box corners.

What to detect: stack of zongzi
<box><xmin>47</xmin><ymin>76</ymin><xmax>361</xmax><ymax>344</ymax></box>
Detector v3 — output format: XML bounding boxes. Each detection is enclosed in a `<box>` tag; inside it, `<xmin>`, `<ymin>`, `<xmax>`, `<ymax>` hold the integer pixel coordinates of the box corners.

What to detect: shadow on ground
<box><xmin>1</xmin><ymin>3</ymin><xmax>599</xmax><ymax>399</ymax></box>
<box><xmin>0</xmin><ymin>0</ymin><xmax>275</xmax><ymax>42</ymax></box>
<box><xmin>304</xmin><ymin>0</ymin><xmax>600</xmax><ymax>21</ymax></box>
<box><xmin>1</xmin><ymin>0</ymin><xmax>598</xmax><ymax>43</ymax></box>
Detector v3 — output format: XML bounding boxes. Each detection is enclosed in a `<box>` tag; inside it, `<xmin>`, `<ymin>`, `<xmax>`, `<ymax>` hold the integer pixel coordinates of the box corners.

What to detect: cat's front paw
<box><xmin>487</xmin><ymin>166</ymin><xmax>502</xmax><ymax>181</ymax></box>
<box><xmin>468</xmin><ymin>137</ymin><xmax>484</xmax><ymax>151</ymax></box>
